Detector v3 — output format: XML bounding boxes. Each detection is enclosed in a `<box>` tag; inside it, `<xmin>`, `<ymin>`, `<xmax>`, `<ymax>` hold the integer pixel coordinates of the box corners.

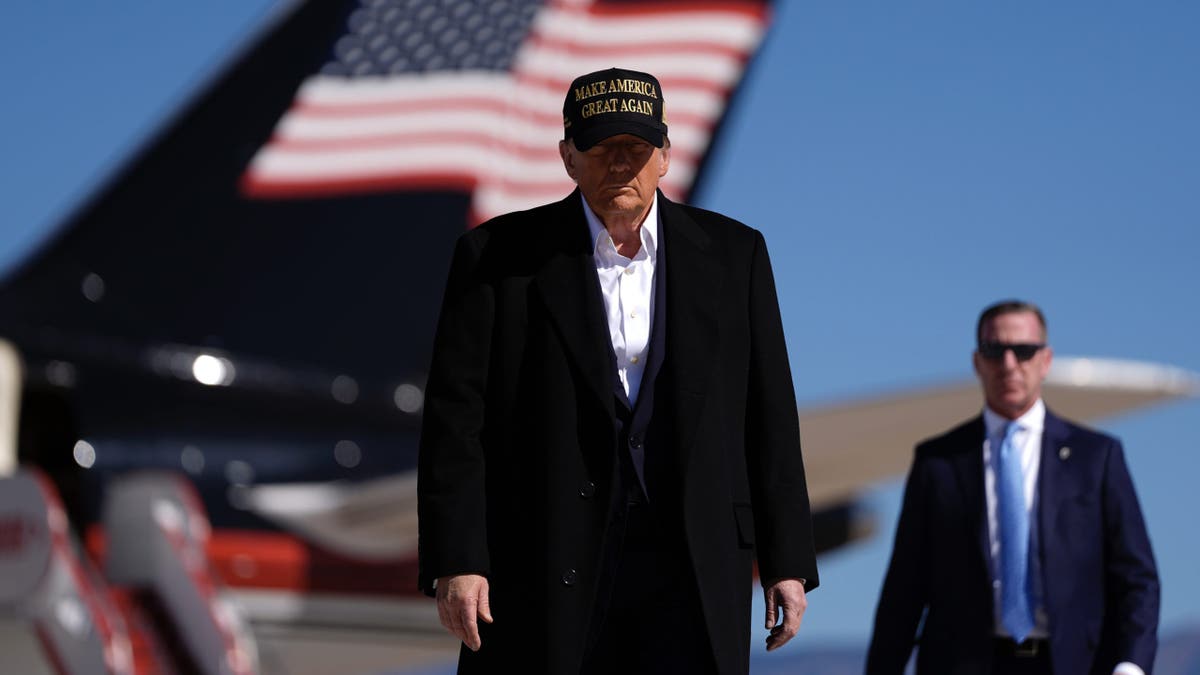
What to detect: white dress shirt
<box><xmin>581</xmin><ymin>193</ymin><xmax>658</xmax><ymax>406</ymax></box>
<box><xmin>983</xmin><ymin>399</ymin><xmax>1144</xmax><ymax>675</ymax></box>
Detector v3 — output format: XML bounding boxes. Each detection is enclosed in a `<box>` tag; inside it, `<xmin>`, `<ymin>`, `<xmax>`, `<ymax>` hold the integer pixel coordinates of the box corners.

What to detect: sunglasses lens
<box><xmin>1011</xmin><ymin>345</ymin><xmax>1039</xmax><ymax>360</ymax></box>
<box><xmin>980</xmin><ymin>344</ymin><xmax>1004</xmax><ymax>360</ymax></box>
<box><xmin>979</xmin><ymin>343</ymin><xmax>1043</xmax><ymax>361</ymax></box>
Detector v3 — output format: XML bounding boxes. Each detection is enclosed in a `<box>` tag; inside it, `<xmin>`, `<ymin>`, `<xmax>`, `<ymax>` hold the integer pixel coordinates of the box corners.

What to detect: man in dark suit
<box><xmin>416</xmin><ymin>68</ymin><xmax>819</xmax><ymax>674</ymax></box>
<box><xmin>867</xmin><ymin>300</ymin><xmax>1159</xmax><ymax>675</ymax></box>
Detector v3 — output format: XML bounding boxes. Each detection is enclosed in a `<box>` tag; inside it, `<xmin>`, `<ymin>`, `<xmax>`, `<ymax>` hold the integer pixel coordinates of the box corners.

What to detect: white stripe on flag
<box><xmin>242</xmin><ymin>1</ymin><xmax>767</xmax><ymax>222</ymax></box>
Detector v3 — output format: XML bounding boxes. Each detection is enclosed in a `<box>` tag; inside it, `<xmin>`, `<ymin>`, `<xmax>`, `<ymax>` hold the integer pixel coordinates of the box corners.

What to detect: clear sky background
<box><xmin>1</xmin><ymin>0</ymin><xmax>1197</xmax><ymax>667</ymax></box>
<box><xmin>704</xmin><ymin>2</ymin><xmax>1200</xmax><ymax>658</ymax></box>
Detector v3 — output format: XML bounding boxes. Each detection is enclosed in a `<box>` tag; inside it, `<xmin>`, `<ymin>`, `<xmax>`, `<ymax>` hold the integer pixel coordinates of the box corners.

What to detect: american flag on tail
<box><xmin>241</xmin><ymin>0</ymin><xmax>770</xmax><ymax>223</ymax></box>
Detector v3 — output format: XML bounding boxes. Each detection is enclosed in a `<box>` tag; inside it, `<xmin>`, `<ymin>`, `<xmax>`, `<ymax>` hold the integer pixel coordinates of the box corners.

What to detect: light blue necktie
<box><xmin>997</xmin><ymin>421</ymin><xmax>1034</xmax><ymax>642</ymax></box>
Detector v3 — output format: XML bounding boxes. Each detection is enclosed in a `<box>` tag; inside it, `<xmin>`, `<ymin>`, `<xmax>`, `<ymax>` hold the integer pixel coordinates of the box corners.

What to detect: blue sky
<box><xmin>2</xmin><ymin>0</ymin><xmax>1197</xmax><ymax>665</ymax></box>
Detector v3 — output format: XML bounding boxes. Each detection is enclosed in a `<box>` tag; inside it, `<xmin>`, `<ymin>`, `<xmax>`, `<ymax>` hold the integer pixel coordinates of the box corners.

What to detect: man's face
<box><xmin>973</xmin><ymin>310</ymin><xmax>1053</xmax><ymax>419</ymax></box>
<box><xmin>559</xmin><ymin>134</ymin><xmax>669</xmax><ymax>224</ymax></box>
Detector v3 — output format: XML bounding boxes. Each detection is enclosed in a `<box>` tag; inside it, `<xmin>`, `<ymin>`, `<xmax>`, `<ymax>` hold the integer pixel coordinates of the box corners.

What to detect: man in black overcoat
<box><xmin>418</xmin><ymin>67</ymin><xmax>819</xmax><ymax>675</ymax></box>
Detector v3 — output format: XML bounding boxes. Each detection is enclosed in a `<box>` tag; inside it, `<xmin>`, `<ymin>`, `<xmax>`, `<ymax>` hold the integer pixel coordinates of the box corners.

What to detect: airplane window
<box><xmin>394</xmin><ymin>383</ymin><xmax>423</xmax><ymax>412</ymax></box>
<box><xmin>334</xmin><ymin>440</ymin><xmax>361</xmax><ymax>468</ymax></box>
<box><xmin>72</xmin><ymin>440</ymin><xmax>96</xmax><ymax>469</ymax></box>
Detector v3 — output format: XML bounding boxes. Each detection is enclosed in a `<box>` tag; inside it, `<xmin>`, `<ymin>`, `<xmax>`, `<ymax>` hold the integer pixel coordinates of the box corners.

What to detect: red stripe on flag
<box><xmin>240</xmin><ymin>0</ymin><xmax>769</xmax><ymax>217</ymax></box>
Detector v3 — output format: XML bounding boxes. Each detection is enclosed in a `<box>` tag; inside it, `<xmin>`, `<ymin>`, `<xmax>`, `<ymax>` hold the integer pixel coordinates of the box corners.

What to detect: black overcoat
<box><xmin>417</xmin><ymin>190</ymin><xmax>819</xmax><ymax>674</ymax></box>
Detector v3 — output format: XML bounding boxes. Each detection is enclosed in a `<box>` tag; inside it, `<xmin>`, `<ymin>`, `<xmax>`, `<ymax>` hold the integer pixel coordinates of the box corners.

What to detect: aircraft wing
<box><xmin>245</xmin><ymin>472</ymin><xmax>419</xmax><ymax>561</ymax></box>
<box><xmin>245</xmin><ymin>355</ymin><xmax>1199</xmax><ymax>559</ymax></box>
<box><xmin>801</xmin><ymin>355</ymin><xmax>1200</xmax><ymax>509</ymax></box>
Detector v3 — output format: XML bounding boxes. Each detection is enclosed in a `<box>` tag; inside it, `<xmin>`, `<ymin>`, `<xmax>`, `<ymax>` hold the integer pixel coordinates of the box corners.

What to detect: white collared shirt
<box><xmin>581</xmin><ymin>192</ymin><xmax>659</xmax><ymax>406</ymax></box>
<box><xmin>983</xmin><ymin>399</ymin><xmax>1048</xmax><ymax>639</ymax></box>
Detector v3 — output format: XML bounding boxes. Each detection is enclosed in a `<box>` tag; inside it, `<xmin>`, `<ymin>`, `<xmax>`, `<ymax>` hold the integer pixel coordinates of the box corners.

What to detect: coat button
<box><xmin>629</xmin><ymin>435</ymin><xmax>642</xmax><ymax>449</ymax></box>
<box><xmin>561</xmin><ymin>569</ymin><xmax>577</xmax><ymax>586</ymax></box>
<box><xmin>579</xmin><ymin>481</ymin><xmax>596</xmax><ymax>499</ymax></box>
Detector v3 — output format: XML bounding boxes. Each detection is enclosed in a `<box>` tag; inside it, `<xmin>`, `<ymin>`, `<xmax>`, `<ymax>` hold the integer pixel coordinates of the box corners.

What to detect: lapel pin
<box><xmin>1059</xmin><ymin>446</ymin><xmax>1071</xmax><ymax>460</ymax></box>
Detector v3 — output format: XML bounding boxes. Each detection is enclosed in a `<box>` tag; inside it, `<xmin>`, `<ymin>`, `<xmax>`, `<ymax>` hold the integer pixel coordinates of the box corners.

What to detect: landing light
<box><xmin>192</xmin><ymin>354</ymin><xmax>235</xmax><ymax>386</ymax></box>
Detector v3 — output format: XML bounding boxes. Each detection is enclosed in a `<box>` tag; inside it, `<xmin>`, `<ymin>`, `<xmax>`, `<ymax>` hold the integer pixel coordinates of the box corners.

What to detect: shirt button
<box><xmin>561</xmin><ymin>569</ymin><xmax>577</xmax><ymax>586</ymax></box>
<box><xmin>623</xmin><ymin>267</ymin><xmax>634</xmax><ymax>275</ymax></box>
<box><xmin>630</xmin><ymin>356</ymin><xmax>640</xmax><ymax>364</ymax></box>
<box><xmin>630</xmin><ymin>311</ymin><xmax>637</xmax><ymax>319</ymax></box>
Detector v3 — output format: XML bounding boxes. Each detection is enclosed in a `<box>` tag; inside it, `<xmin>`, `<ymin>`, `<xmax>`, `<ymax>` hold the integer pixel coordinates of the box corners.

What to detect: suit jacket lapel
<box><xmin>953</xmin><ymin>416</ymin><xmax>991</xmax><ymax>569</ymax></box>
<box><xmin>1037</xmin><ymin>410</ymin><xmax>1074</xmax><ymax>558</ymax></box>
<box><xmin>533</xmin><ymin>190</ymin><xmax>615</xmax><ymax>420</ymax></box>
<box><xmin>659</xmin><ymin>191</ymin><xmax>721</xmax><ymax>457</ymax></box>
<box><xmin>639</xmin><ymin>225</ymin><xmax>667</xmax><ymax>398</ymax></box>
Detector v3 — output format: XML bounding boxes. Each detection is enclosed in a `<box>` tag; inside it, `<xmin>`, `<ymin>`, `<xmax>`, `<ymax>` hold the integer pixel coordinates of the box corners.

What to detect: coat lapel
<box><xmin>1036</xmin><ymin>410</ymin><xmax>1075</xmax><ymax>561</ymax></box>
<box><xmin>658</xmin><ymin>192</ymin><xmax>721</xmax><ymax>457</ymax></box>
<box><xmin>532</xmin><ymin>191</ymin><xmax>615</xmax><ymax>420</ymax></box>
<box><xmin>952</xmin><ymin>416</ymin><xmax>991</xmax><ymax>568</ymax></box>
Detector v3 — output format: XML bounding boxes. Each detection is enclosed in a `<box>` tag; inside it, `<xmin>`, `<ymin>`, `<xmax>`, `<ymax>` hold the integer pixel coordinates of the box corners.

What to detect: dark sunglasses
<box><xmin>978</xmin><ymin>342</ymin><xmax>1045</xmax><ymax>362</ymax></box>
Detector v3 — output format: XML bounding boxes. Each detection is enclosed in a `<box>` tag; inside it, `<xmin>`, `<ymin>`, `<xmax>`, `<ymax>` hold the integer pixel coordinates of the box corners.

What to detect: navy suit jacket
<box><xmin>866</xmin><ymin>409</ymin><xmax>1159</xmax><ymax>675</ymax></box>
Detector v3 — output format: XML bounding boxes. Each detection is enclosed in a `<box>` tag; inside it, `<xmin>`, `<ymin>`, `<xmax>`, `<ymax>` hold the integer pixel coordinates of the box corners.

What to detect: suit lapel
<box><xmin>1037</xmin><ymin>410</ymin><xmax>1074</xmax><ymax>558</ymax></box>
<box><xmin>659</xmin><ymin>192</ymin><xmax>721</xmax><ymax>457</ymax></box>
<box><xmin>639</xmin><ymin>223</ymin><xmax>667</xmax><ymax>399</ymax></box>
<box><xmin>533</xmin><ymin>191</ymin><xmax>615</xmax><ymax>420</ymax></box>
<box><xmin>952</xmin><ymin>417</ymin><xmax>991</xmax><ymax>568</ymax></box>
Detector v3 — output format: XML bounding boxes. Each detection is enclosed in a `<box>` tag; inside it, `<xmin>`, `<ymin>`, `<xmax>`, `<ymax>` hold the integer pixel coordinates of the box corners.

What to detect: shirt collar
<box><xmin>983</xmin><ymin>398</ymin><xmax>1046</xmax><ymax>439</ymax></box>
<box><xmin>581</xmin><ymin>191</ymin><xmax>660</xmax><ymax>262</ymax></box>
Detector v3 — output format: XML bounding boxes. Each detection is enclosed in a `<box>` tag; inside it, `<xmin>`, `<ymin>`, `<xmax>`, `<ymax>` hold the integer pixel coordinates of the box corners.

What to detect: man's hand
<box><xmin>763</xmin><ymin>578</ymin><xmax>807</xmax><ymax>651</ymax></box>
<box><xmin>436</xmin><ymin>573</ymin><xmax>493</xmax><ymax>651</ymax></box>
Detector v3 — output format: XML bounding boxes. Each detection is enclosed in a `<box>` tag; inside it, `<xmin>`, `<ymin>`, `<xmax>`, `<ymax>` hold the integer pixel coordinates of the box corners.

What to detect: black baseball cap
<box><xmin>563</xmin><ymin>67</ymin><xmax>668</xmax><ymax>151</ymax></box>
